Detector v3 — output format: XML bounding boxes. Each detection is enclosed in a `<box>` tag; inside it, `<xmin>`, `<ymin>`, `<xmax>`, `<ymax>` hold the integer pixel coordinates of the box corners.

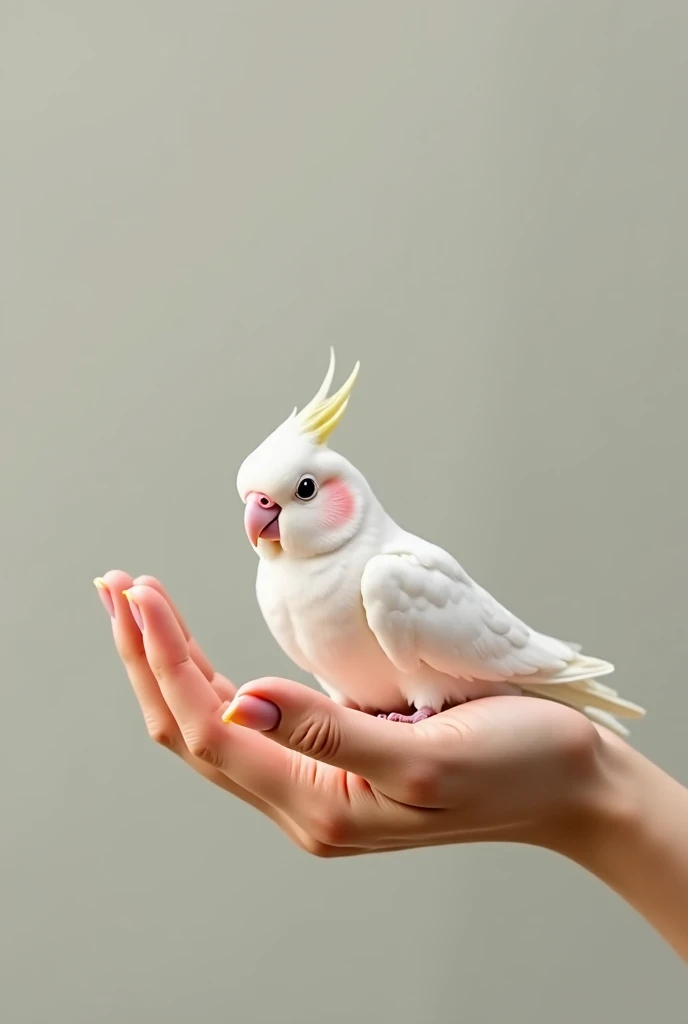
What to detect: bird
<box><xmin>227</xmin><ymin>349</ymin><xmax>645</xmax><ymax>737</ymax></box>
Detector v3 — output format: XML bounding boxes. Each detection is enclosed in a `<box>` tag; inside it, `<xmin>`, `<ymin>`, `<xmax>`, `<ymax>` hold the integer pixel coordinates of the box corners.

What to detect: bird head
<box><xmin>236</xmin><ymin>350</ymin><xmax>370</xmax><ymax>559</ymax></box>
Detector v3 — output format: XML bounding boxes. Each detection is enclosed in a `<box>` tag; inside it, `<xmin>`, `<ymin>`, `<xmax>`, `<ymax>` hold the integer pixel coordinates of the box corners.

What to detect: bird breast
<box><xmin>255</xmin><ymin>552</ymin><xmax>402</xmax><ymax>708</ymax></box>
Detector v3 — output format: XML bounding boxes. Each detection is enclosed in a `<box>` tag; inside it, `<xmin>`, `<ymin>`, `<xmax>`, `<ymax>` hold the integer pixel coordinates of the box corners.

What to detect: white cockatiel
<box><xmin>231</xmin><ymin>350</ymin><xmax>645</xmax><ymax>736</ymax></box>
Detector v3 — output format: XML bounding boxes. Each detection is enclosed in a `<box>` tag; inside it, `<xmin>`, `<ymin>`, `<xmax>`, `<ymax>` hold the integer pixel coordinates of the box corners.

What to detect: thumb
<box><xmin>222</xmin><ymin>677</ymin><xmax>428</xmax><ymax>796</ymax></box>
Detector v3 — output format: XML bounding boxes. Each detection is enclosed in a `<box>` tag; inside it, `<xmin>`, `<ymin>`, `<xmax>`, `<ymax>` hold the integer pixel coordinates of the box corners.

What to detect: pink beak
<box><xmin>244</xmin><ymin>492</ymin><xmax>281</xmax><ymax>547</ymax></box>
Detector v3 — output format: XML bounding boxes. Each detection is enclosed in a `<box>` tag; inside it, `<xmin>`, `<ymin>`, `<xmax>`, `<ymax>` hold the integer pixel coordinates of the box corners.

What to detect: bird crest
<box><xmin>288</xmin><ymin>348</ymin><xmax>360</xmax><ymax>445</ymax></box>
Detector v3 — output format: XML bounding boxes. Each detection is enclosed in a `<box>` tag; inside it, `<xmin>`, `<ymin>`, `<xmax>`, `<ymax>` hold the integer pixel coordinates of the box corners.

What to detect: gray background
<box><xmin>2</xmin><ymin>2</ymin><xmax>687</xmax><ymax>1021</ymax></box>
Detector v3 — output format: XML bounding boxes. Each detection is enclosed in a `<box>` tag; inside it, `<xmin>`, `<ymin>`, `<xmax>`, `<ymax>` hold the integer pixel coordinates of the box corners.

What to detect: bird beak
<box><xmin>244</xmin><ymin>493</ymin><xmax>282</xmax><ymax>547</ymax></box>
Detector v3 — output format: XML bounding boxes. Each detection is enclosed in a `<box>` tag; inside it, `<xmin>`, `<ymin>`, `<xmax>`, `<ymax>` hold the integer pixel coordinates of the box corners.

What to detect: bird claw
<box><xmin>377</xmin><ymin>706</ymin><xmax>437</xmax><ymax>724</ymax></box>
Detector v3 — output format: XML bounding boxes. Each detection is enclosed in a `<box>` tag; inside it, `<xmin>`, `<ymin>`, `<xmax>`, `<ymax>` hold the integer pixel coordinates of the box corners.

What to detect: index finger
<box><xmin>122</xmin><ymin>585</ymin><xmax>317</xmax><ymax>808</ymax></box>
<box><xmin>132</xmin><ymin>574</ymin><xmax>215</xmax><ymax>682</ymax></box>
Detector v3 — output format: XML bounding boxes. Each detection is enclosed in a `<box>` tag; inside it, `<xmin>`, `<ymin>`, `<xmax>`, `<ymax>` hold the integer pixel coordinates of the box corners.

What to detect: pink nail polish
<box><xmin>222</xmin><ymin>695</ymin><xmax>280</xmax><ymax>731</ymax></box>
<box><xmin>125</xmin><ymin>595</ymin><xmax>144</xmax><ymax>631</ymax></box>
<box><xmin>93</xmin><ymin>578</ymin><xmax>115</xmax><ymax>617</ymax></box>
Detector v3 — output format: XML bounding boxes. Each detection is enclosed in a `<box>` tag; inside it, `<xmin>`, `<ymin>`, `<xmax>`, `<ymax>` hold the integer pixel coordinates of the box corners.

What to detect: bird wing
<box><xmin>360</xmin><ymin>537</ymin><xmax>596</xmax><ymax>685</ymax></box>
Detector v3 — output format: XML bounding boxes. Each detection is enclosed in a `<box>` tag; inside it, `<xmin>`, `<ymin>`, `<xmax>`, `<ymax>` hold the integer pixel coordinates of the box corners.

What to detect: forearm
<box><xmin>556</xmin><ymin>738</ymin><xmax>688</xmax><ymax>963</ymax></box>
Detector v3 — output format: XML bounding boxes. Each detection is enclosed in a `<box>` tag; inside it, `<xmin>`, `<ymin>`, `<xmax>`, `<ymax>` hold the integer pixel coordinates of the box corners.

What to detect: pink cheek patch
<box><xmin>320</xmin><ymin>479</ymin><xmax>355</xmax><ymax>528</ymax></box>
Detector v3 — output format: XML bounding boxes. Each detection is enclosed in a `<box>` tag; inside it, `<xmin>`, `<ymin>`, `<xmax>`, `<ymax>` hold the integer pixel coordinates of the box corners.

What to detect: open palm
<box><xmin>97</xmin><ymin>569</ymin><xmax>607</xmax><ymax>858</ymax></box>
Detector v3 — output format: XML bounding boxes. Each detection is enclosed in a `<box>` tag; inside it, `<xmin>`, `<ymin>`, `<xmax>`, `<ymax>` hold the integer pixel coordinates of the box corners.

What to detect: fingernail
<box><xmin>122</xmin><ymin>589</ymin><xmax>144</xmax><ymax>631</ymax></box>
<box><xmin>93</xmin><ymin>577</ymin><xmax>115</xmax><ymax>617</ymax></box>
<box><xmin>222</xmin><ymin>695</ymin><xmax>280</xmax><ymax>731</ymax></box>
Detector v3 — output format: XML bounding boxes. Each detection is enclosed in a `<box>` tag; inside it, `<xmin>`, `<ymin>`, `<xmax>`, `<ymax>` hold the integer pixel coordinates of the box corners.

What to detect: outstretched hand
<box><xmin>95</xmin><ymin>571</ymin><xmax>612</xmax><ymax>857</ymax></box>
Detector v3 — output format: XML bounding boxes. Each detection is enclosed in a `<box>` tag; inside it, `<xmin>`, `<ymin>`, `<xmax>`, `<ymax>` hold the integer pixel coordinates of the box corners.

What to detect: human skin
<box><xmin>94</xmin><ymin>569</ymin><xmax>688</xmax><ymax>964</ymax></box>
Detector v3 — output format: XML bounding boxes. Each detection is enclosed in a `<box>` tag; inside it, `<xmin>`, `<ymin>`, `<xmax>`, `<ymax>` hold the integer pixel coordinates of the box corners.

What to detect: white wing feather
<box><xmin>360</xmin><ymin>537</ymin><xmax>645</xmax><ymax>729</ymax></box>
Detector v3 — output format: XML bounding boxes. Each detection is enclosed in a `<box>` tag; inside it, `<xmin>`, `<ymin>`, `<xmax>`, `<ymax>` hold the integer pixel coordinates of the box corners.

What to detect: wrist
<box><xmin>527</xmin><ymin>730</ymin><xmax>688</xmax><ymax>963</ymax></box>
<box><xmin>537</xmin><ymin>730</ymin><xmax>643</xmax><ymax>866</ymax></box>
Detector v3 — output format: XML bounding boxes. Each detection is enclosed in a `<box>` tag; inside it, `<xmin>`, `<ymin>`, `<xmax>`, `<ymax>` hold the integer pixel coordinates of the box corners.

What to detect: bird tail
<box><xmin>519</xmin><ymin>655</ymin><xmax>646</xmax><ymax>738</ymax></box>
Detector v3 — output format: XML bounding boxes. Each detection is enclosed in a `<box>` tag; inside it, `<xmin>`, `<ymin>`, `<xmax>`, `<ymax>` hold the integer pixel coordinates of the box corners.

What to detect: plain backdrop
<box><xmin>2</xmin><ymin>2</ymin><xmax>687</xmax><ymax>1021</ymax></box>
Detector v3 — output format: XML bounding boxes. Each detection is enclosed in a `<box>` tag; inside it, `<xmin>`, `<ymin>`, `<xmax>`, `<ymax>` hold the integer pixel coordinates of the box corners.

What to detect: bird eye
<box><xmin>295</xmin><ymin>475</ymin><xmax>318</xmax><ymax>501</ymax></box>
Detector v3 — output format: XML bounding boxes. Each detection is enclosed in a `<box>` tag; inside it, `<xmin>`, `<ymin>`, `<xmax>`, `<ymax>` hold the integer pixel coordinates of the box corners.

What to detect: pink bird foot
<box><xmin>377</xmin><ymin>706</ymin><xmax>437</xmax><ymax>724</ymax></box>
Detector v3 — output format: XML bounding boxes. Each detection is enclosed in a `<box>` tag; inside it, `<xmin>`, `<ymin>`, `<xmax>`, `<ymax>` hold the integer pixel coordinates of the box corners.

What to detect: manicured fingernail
<box><xmin>93</xmin><ymin>577</ymin><xmax>115</xmax><ymax>617</ymax></box>
<box><xmin>122</xmin><ymin>589</ymin><xmax>144</xmax><ymax>631</ymax></box>
<box><xmin>222</xmin><ymin>695</ymin><xmax>280</xmax><ymax>731</ymax></box>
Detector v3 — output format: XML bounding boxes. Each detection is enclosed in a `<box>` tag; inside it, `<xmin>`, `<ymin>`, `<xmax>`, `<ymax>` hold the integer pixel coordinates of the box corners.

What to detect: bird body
<box><xmin>235</xmin><ymin>351</ymin><xmax>645</xmax><ymax>736</ymax></box>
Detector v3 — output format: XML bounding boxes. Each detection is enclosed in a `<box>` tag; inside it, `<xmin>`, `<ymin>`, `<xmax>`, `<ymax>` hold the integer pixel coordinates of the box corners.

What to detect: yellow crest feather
<box><xmin>294</xmin><ymin>348</ymin><xmax>360</xmax><ymax>445</ymax></box>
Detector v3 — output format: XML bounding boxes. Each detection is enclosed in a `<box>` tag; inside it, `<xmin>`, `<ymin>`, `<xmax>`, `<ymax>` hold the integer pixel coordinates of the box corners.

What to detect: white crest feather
<box><xmin>291</xmin><ymin>348</ymin><xmax>360</xmax><ymax>445</ymax></box>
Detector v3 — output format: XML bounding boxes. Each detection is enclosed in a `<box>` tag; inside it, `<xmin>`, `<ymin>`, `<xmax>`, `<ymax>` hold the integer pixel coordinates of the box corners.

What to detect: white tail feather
<box><xmin>520</xmin><ymin>654</ymin><xmax>645</xmax><ymax>736</ymax></box>
<box><xmin>582</xmin><ymin>707</ymin><xmax>631</xmax><ymax>737</ymax></box>
<box><xmin>517</xmin><ymin>649</ymin><xmax>645</xmax><ymax>735</ymax></box>
<box><xmin>526</xmin><ymin>654</ymin><xmax>616</xmax><ymax>685</ymax></box>
<box><xmin>521</xmin><ymin>679</ymin><xmax>645</xmax><ymax>717</ymax></box>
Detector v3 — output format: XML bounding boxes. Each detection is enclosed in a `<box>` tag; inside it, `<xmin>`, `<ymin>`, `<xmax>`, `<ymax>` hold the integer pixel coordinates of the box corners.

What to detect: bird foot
<box><xmin>377</xmin><ymin>706</ymin><xmax>437</xmax><ymax>724</ymax></box>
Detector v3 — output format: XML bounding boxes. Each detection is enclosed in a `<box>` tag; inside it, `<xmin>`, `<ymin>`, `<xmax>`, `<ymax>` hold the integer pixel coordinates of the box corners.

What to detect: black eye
<box><xmin>295</xmin><ymin>475</ymin><xmax>318</xmax><ymax>501</ymax></box>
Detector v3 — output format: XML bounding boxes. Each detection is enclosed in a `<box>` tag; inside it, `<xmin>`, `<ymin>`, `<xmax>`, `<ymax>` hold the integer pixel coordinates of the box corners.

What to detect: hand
<box><xmin>96</xmin><ymin>570</ymin><xmax>613</xmax><ymax>857</ymax></box>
